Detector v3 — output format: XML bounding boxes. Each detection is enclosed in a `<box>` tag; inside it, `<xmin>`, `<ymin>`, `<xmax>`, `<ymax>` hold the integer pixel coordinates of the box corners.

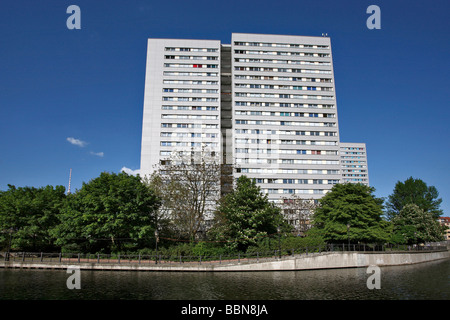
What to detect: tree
<box><xmin>0</xmin><ymin>185</ymin><xmax>66</xmax><ymax>252</ymax></box>
<box><xmin>54</xmin><ymin>172</ymin><xmax>160</xmax><ymax>253</ymax></box>
<box><xmin>312</xmin><ymin>183</ymin><xmax>390</xmax><ymax>244</ymax></box>
<box><xmin>385</xmin><ymin>177</ymin><xmax>443</xmax><ymax>221</ymax></box>
<box><xmin>210</xmin><ymin>175</ymin><xmax>290</xmax><ymax>252</ymax></box>
<box><xmin>391</xmin><ymin>203</ymin><xmax>445</xmax><ymax>244</ymax></box>
<box><xmin>148</xmin><ymin>148</ymin><xmax>222</xmax><ymax>241</ymax></box>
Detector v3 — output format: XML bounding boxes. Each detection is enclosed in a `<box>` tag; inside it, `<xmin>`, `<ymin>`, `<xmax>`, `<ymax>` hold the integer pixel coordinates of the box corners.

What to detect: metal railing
<box><xmin>1</xmin><ymin>243</ymin><xmax>447</xmax><ymax>266</ymax></box>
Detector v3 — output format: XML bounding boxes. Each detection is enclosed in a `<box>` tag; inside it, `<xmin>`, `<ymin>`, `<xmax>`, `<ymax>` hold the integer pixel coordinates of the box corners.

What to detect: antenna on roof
<box><xmin>67</xmin><ymin>168</ymin><xmax>72</xmax><ymax>195</ymax></box>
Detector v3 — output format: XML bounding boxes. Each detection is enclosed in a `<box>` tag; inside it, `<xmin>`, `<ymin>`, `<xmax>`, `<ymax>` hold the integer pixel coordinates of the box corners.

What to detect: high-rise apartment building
<box><xmin>340</xmin><ymin>142</ymin><xmax>369</xmax><ymax>185</ymax></box>
<box><xmin>140</xmin><ymin>33</ymin><xmax>367</xmax><ymax>207</ymax></box>
<box><xmin>140</xmin><ymin>39</ymin><xmax>222</xmax><ymax>176</ymax></box>
<box><xmin>230</xmin><ymin>33</ymin><xmax>341</xmax><ymax>203</ymax></box>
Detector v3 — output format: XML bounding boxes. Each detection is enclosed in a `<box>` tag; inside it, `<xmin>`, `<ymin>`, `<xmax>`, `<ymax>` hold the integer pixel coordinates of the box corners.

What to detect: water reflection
<box><xmin>0</xmin><ymin>259</ymin><xmax>448</xmax><ymax>300</ymax></box>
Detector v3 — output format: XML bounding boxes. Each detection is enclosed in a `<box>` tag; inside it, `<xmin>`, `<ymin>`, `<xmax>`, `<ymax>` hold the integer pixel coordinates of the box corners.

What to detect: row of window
<box><xmin>161</xmin><ymin>132</ymin><xmax>218</xmax><ymax>138</ymax></box>
<box><xmin>235</xmin><ymin>139</ymin><xmax>338</xmax><ymax>146</ymax></box>
<box><xmin>163</xmin><ymin>71</ymin><xmax>218</xmax><ymax>77</ymax></box>
<box><xmin>235</xmin><ymin>75</ymin><xmax>332</xmax><ymax>82</ymax></box>
<box><xmin>234</xmin><ymin>66</ymin><xmax>332</xmax><ymax>74</ymax></box>
<box><xmin>262</xmin><ymin>189</ymin><xmax>328</xmax><ymax>195</ymax></box>
<box><xmin>342</xmin><ymin>147</ymin><xmax>365</xmax><ymax>151</ymax></box>
<box><xmin>234</xmin><ymin>167</ymin><xmax>340</xmax><ymax>175</ymax></box>
<box><xmin>162</xmin><ymin>105</ymin><xmax>218</xmax><ymax>111</ymax></box>
<box><xmin>235</xmin><ymin>148</ymin><xmax>337</xmax><ymax>155</ymax></box>
<box><xmin>235</xmin><ymin>58</ymin><xmax>330</xmax><ymax>65</ymax></box>
<box><xmin>250</xmin><ymin>169</ymin><xmax>340</xmax><ymax>175</ymax></box>
<box><xmin>341</xmin><ymin>164</ymin><xmax>367</xmax><ymax>168</ymax></box>
<box><xmin>234</xmin><ymin>159</ymin><xmax>340</xmax><ymax>165</ymax></box>
<box><xmin>252</xmin><ymin>178</ymin><xmax>339</xmax><ymax>185</ymax></box>
<box><xmin>161</xmin><ymin>141</ymin><xmax>219</xmax><ymax>147</ymax></box>
<box><xmin>233</xmin><ymin>42</ymin><xmax>329</xmax><ymax>50</ymax></box>
<box><xmin>235</xmin><ymin>102</ymin><xmax>334</xmax><ymax>109</ymax></box>
<box><xmin>341</xmin><ymin>151</ymin><xmax>366</xmax><ymax>155</ymax></box>
<box><xmin>343</xmin><ymin>174</ymin><xmax>368</xmax><ymax>178</ymax></box>
<box><xmin>235</xmin><ymin>84</ymin><xmax>333</xmax><ymax>91</ymax></box>
<box><xmin>235</xmin><ymin>93</ymin><xmax>334</xmax><ymax>100</ymax></box>
<box><xmin>163</xmin><ymin>88</ymin><xmax>218</xmax><ymax>93</ymax></box>
<box><xmin>235</xmin><ymin>120</ymin><xmax>336</xmax><ymax>127</ymax></box>
<box><xmin>161</xmin><ymin>114</ymin><xmax>219</xmax><ymax>120</ymax></box>
<box><xmin>165</xmin><ymin>47</ymin><xmax>218</xmax><ymax>52</ymax></box>
<box><xmin>234</xmin><ymin>50</ymin><xmax>328</xmax><ymax>56</ymax></box>
<box><xmin>164</xmin><ymin>63</ymin><xmax>218</xmax><ymax>68</ymax></box>
<box><xmin>342</xmin><ymin>178</ymin><xmax>368</xmax><ymax>182</ymax></box>
<box><xmin>163</xmin><ymin>97</ymin><xmax>218</xmax><ymax>102</ymax></box>
<box><xmin>341</xmin><ymin>156</ymin><xmax>366</xmax><ymax>160</ymax></box>
<box><xmin>165</xmin><ymin>55</ymin><xmax>218</xmax><ymax>60</ymax></box>
<box><xmin>161</xmin><ymin>123</ymin><xmax>219</xmax><ymax>128</ymax></box>
<box><xmin>235</xmin><ymin>111</ymin><xmax>335</xmax><ymax>118</ymax></box>
<box><xmin>235</xmin><ymin>129</ymin><xmax>337</xmax><ymax>136</ymax></box>
<box><xmin>160</xmin><ymin>150</ymin><xmax>217</xmax><ymax>157</ymax></box>
<box><xmin>158</xmin><ymin>137</ymin><xmax>338</xmax><ymax>145</ymax></box>
<box><xmin>163</xmin><ymin>80</ymin><xmax>219</xmax><ymax>85</ymax></box>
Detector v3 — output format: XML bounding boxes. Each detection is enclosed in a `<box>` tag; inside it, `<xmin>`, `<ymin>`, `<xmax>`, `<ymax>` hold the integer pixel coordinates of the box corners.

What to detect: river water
<box><xmin>0</xmin><ymin>259</ymin><xmax>448</xmax><ymax>300</ymax></box>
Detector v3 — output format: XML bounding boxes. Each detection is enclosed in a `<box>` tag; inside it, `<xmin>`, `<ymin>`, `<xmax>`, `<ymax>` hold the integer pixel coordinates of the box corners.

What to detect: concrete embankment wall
<box><xmin>1</xmin><ymin>250</ymin><xmax>448</xmax><ymax>272</ymax></box>
<box><xmin>215</xmin><ymin>250</ymin><xmax>450</xmax><ymax>272</ymax></box>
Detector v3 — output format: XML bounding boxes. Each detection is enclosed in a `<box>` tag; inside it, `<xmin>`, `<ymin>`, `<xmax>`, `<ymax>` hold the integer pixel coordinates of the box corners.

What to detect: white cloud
<box><xmin>121</xmin><ymin>167</ymin><xmax>140</xmax><ymax>176</ymax></box>
<box><xmin>90</xmin><ymin>151</ymin><xmax>104</xmax><ymax>157</ymax></box>
<box><xmin>67</xmin><ymin>137</ymin><xmax>87</xmax><ymax>147</ymax></box>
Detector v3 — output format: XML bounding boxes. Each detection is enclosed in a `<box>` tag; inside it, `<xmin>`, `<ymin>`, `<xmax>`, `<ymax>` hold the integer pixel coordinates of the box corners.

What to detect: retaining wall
<box><xmin>215</xmin><ymin>250</ymin><xmax>450</xmax><ymax>272</ymax></box>
<box><xmin>0</xmin><ymin>250</ymin><xmax>448</xmax><ymax>272</ymax></box>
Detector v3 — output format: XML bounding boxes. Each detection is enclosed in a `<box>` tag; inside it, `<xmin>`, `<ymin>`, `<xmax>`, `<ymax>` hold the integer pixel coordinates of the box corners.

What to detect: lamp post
<box><xmin>346</xmin><ymin>223</ymin><xmax>350</xmax><ymax>251</ymax></box>
<box><xmin>277</xmin><ymin>226</ymin><xmax>281</xmax><ymax>259</ymax></box>
<box><xmin>414</xmin><ymin>231</ymin><xmax>417</xmax><ymax>250</ymax></box>
<box><xmin>155</xmin><ymin>229</ymin><xmax>159</xmax><ymax>264</ymax></box>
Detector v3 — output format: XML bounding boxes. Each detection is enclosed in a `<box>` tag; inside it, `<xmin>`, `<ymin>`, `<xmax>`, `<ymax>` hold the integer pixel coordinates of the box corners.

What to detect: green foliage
<box><xmin>385</xmin><ymin>177</ymin><xmax>443</xmax><ymax>220</ymax></box>
<box><xmin>246</xmin><ymin>230</ymin><xmax>326</xmax><ymax>255</ymax></box>
<box><xmin>210</xmin><ymin>176</ymin><xmax>291</xmax><ymax>252</ymax></box>
<box><xmin>53</xmin><ymin>172</ymin><xmax>160</xmax><ymax>253</ymax></box>
<box><xmin>312</xmin><ymin>183</ymin><xmax>390</xmax><ymax>244</ymax></box>
<box><xmin>390</xmin><ymin>203</ymin><xmax>445</xmax><ymax>244</ymax></box>
<box><xmin>139</xmin><ymin>241</ymin><xmax>233</xmax><ymax>258</ymax></box>
<box><xmin>5</xmin><ymin>171</ymin><xmax>443</xmax><ymax>256</ymax></box>
<box><xmin>0</xmin><ymin>184</ymin><xmax>66</xmax><ymax>252</ymax></box>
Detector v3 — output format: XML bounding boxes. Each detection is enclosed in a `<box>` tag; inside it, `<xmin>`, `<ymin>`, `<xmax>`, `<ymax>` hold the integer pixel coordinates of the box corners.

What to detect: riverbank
<box><xmin>1</xmin><ymin>249</ymin><xmax>448</xmax><ymax>272</ymax></box>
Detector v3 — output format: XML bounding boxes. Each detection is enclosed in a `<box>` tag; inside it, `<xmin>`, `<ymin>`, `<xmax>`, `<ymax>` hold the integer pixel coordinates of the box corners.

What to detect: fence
<box><xmin>1</xmin><ymin>243</ymin><xmax>447</xmax><ymax>267</ymax></box>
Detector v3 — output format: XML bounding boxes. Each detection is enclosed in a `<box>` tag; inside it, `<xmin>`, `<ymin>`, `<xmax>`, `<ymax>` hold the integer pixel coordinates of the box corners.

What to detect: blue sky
<box><xmin>0</xmin><ymin>0</ymin><xmax>449</xmax><ymax>216</ymax></box>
